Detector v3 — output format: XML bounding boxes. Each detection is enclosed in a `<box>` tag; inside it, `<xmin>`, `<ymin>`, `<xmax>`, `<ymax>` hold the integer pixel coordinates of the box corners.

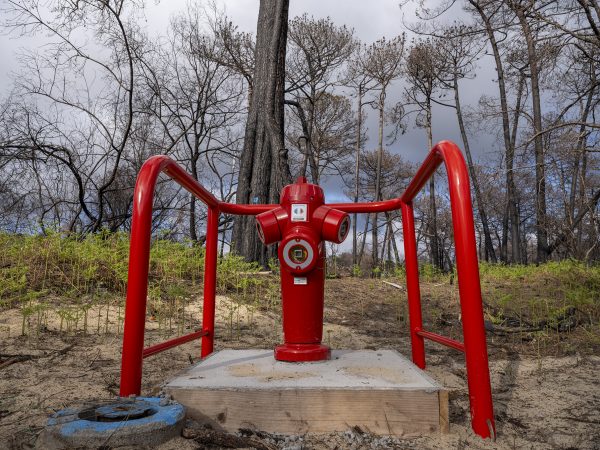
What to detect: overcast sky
<box><xmin>0</xmin><ymin>0</ymin><xmax>500</xmax><ymax>203</ymax></box>
<box><xmin>170</xmin><ymin>1</ymin><xmax>499</xmax><ymax>179</ymax></box>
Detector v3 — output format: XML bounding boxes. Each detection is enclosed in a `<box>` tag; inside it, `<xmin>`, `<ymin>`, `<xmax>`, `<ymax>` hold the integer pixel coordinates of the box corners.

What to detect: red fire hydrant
<box><xmin>255</xmin><ymin>177</ymin><xmax>350</xmax><ymax>362</ymax></box>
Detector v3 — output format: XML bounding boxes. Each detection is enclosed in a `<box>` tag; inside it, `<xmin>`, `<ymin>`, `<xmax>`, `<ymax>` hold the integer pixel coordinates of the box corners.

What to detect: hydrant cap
<box><xmin>280</xmin><ymin>178</ymin><xmax>325</xmax><ymax>206</ymax></box>
<box><xmin>256</xmin><ymin>207</ymin><xmax>287</xmax><ymax>245</ymax></box>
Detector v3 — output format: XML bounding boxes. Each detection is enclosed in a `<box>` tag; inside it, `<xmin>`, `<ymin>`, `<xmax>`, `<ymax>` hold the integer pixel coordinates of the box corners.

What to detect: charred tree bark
<box><xmin>425</xmin><ymin>95</ymin><xmax>442</xmax><ymax>270</ymax></box>
<box><xmin>514</xmin><ymin>5</ymin><xmax>548</xmax><ymax>263</ymax></box>
<box><xmin>453</xmin><ymin>72</ymin><xmax>497</xmax><ymax>262</ymax></box>
<box><xmin>352</xmin><ymin>86</ymin><xmax>364</xmax><ymax>268</ymax></box>
<box><xmin>507</xmin><ymin>73</ymin><xmax>525</xmax><ymax>263</ymax></box>
<box><xmin>470</xmin><ymin>1</ymin><xmax>520</xmax><ymax>263</ymax></box>
<box><xmin>232</xmin><ymin>0</ymin><xmax>291</xmax><ymax>265</ymax></box>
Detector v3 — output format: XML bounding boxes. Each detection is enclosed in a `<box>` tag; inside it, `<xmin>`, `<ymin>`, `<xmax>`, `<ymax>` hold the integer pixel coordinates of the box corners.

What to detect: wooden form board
<box><xmin>169</xmin><ymin>388</ymin><xmax>447</xmax><ymax>435</ymax></box>
<box><xmin>165</xmin><ymin>349</ymin><xmax>449</xmax><ymax>436</ymax></box>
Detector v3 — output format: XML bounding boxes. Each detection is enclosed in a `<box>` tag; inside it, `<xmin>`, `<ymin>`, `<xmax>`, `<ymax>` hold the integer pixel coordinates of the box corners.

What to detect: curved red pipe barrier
<box><xmin>119</xmin><ymin>143</ymin><xmax>495</xmax><ymax>439</ymax></box>
<box><xmin>323</xmin><ymin>141</ymin><xmax>495</xmax><ymax>438</ymax></box>
<box><xmin>414</xmin><ymin>141</ymin><xmax>495</xmax><ymax>439</ymax></box>
<box><xmin>119</xmin><ymin>156</ymin><xmax>277</xmax><ymax>396</ymax></box>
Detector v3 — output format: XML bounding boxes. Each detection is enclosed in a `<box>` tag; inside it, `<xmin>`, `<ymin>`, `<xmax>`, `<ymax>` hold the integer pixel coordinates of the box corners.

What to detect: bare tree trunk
<box><xmin>91</xmin><ymin>3</ymin><xmax>135</xmax><ymax>232</ymax></box>
<box><xmin>576</xmin><ymin>134</ymin><xmax>590</xmax><ymax>250</ymax></box>
<box><xmin>307</xmin><ymin>86</ymin><xmax>320</xmax><ymax>183</ymax></box>
<box><xmin>362</xmin><ymin>36</ymin><xmax>403</xmax><ymax>268</ymax></box>
<box><xmin>471</xmin><ymin>1</ymin><xmax>518</xmax><ymax>263</ymax></box>
<box><xmin>390</xmin><ymin>220</ymin><xmax>401</xmax><ymax>265</ymax></box>
<box><xmin>189</xmin><ymin>196</ymin><xmax>198</xmax><ymax>242</ymax></box>
<box><xmin>520</xmin><ymin>203</ymin><xmax>528</xmax><ymax>264</ymax></box>
<box><xmin>220</xmin><ymin>227</ymin><xmax>226</xmax><ymax>258</ymax></box>
<box><xmin>358</xmin><ymin>213</ymin><xmax>371</xmax><ymax>267</ymax></box>
<box><xmin>353</xmin><ymin>87</ymin><xmax>364</xmax><ymax>268</ymax></box>
<box><xmin>575</xmin><ymin>85</ymin><xmax>593</xmax><ymax>253</ymax></box>
<box><xmin>569</xmin><ymin>87</ymin><xmax>594</xmax><ymax>225</ymax></box>
<box><xmin>508</xmin><ymin>73</ymin><xmax>525</xmax><ymax>263</ymax></box>
<box><xmin>453</xmin><ymin>73</ymin><xmax>497</xmax><ymax>262</ymax></box>
<box><xmin>501</xmin><ymin>200</ymin><xmax>509</xmax><ymax>262</ymax></box>
<box><xmin>386</xmin><ymin>220</ymin><xmax>393</xmax><ymax>269</ymax></box>
<box><xmin>429</xmin><ymin>178</ymin><xmax>440</xmax><ymax>268</ymax></box>
<box><xmin>547</xmin><ymin>188</ymin><xmax>600</xmax><ymax>256</ymax></box>
<box><xmin>478</xmin><ymin>224</ymin><xmax>483</xmax><ymax>260</ymax></box>
<box><xmin>383</xmin><ymin>215</ymin><xmax>398</xmax><ymax>269</ymax></box>
<box><xmin>515</xmin><ymin>6</ymin><xmax>548</xmax><ymax>263</ymax></box>
<box><xmin>372</xmin><ymin>90</ymin><xmax>386</xmax><ymax>267</ymax></box>
<box><xmin>501</xmin><ymin>73</ymin><xmax>523</xmax><ymax>263</ymax></box>
<box><xmin>381</xmin><ymin>220</ymin><xmax>389</xmax><ymax>266</ymax></box>
<box><xmin>285</xmin><ymin>99</ymin><xmax>311</xmax><ymax>178</ymax></box>
<box><xmin>189</xmin><ymin>149</ymin><xmax>200</xmax><ymax>242</ymax></box>
<box><xmin>232</xmin><ymin>0</ymin><xmax>291</xmax><ymax>265</ymax></box>
<box><xmin>426</xmin><ymin>96</ymin><xmax>442</xmax><ymax>270</ymax></box>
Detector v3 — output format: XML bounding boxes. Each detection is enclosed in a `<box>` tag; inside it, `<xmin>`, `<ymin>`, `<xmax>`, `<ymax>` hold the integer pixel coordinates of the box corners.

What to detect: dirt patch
<box><xmin>1</xmin><ymin>279</ymin><xmax>599</xmax><ymax>449</ymax></box>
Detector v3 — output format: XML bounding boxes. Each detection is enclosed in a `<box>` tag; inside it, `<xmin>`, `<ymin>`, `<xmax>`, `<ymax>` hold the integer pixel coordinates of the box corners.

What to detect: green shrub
<box><xmin>420</xmin><ymin>263</ymin><xmax>446</xmax><ymax>282</ymax></box>
<box><xmin>0</xmin><ymin>232</ymin><xmax>207</xmax><ymax>306</ymax></box>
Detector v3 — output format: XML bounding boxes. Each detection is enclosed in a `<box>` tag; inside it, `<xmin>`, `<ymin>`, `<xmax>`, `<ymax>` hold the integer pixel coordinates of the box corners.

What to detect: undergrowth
<box><xmin>373</xmin><ymin>259</ymin><xmax>600</xmax><ymax>355</ymax></box>
<box><xmin>479</xmin><ymin>260</ymin><xmax>600</xmax><ymax>315</ymax></box>
<box><xmin>0</xmin><ymin>232</ymin><xmax>275</xmax><ymax>337</ymax></box>
<box><xmin>2</xmin><ymin>233</ymin><xmax>599</xmax><ymax>352</ymax></box>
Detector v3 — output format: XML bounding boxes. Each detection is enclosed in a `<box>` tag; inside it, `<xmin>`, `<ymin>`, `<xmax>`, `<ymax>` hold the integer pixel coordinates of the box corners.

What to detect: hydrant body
<box><xmin>256</xmin><ymin>177</ymin><xmax>350</xmax><ymax>362</ymax></box>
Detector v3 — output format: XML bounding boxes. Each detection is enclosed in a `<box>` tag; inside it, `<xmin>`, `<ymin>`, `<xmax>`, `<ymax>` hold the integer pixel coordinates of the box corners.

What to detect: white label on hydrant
<box><xmin>291</xmin><ymin>203</ymin><xmax>308</xmax><ymax>222</ymax></box>
<box><xmin>293</xmin><ymin>277</ymin><xmax>308</xmax><ymax>285</ymax></box>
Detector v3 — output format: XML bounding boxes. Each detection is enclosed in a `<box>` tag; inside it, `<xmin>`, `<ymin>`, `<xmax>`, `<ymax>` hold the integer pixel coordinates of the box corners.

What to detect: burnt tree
<box><xmin>232</xmin><ymin>0</ymin><xmax>292</xmax><ymax>265</ymax></box>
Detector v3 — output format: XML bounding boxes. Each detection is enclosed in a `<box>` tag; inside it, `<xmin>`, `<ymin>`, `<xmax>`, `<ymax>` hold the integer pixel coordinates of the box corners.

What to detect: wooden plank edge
<box><xmin>438</xmin><ymin>389</ymin><xmax>449</xmax><ymax>433</ymax></box>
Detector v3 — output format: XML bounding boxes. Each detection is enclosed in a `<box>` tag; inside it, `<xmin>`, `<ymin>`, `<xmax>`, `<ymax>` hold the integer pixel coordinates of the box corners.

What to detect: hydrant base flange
<box><xmin>274</xmin><ymin>343</ymin><xmax>331</xmax><ymax>362</ymax></box>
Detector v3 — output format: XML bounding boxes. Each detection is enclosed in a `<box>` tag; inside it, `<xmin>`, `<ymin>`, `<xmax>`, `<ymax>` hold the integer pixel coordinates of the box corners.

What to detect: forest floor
<box><xmin>1</xmin><ymin>274</ymin><xmax>600</xmax><ymax>449</ymax></box>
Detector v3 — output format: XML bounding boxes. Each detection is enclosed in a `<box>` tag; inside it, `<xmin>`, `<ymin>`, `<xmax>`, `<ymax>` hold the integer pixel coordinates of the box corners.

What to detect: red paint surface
<box><xmin>142</xmin><ymin>330</ymin><xmax>208</xmax><ymax>358</ymax></box>
<box><xmin>403</xmin><ymin>141</ymin><xmax>495</xmax><ymax>439</ymax></box>
<box><xmin>119</xmin><ymin>156</ymin><xmax>275</xmax><ymax>397</ymax></box>
<box><xmin>416</xmin><ymin>329</ymin><xmax>465</xmax><ymax>353</ymax></box>
<box><xmin>258</xmin><ymin>177</ymin><xmax>349</xmax><ymax>361</ymax></box>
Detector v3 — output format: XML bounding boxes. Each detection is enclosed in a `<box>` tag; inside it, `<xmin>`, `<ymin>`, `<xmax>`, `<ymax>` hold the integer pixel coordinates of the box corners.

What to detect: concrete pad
<box><xmin>165</xmin><ymin>349</ymin><xmax>448</xmax><ymax>436</ymax></box>
<box><xmin>167</xmin><ymin>349</ymin><xmax>441</xmax><ymax>390</ymax></box>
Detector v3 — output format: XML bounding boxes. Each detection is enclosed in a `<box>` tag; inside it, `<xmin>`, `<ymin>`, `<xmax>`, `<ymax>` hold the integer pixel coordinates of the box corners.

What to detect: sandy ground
<box><xmin>1</xmin><ymin>281</ymin><xmax>599</xmax><ymax>449</ymax></box>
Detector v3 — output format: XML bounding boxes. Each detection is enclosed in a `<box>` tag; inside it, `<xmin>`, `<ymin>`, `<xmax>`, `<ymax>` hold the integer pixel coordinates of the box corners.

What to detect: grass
<box><xmin>1</xmin><ymin>233</ymin><xmax>599</xmax><ymax>354</ymax></box>
<box><xmin>407</xmin><ymin>260</ymin><xmax>600</xmax><ymax>329</ymax></box>
<box><xmin>374</xmin><ymin>259</ymin><xmax>600</xmax><ymax>356</ymax></box>
<box><xmin>0</xmin><ymin>232</ymin><xmax>276</xmax><ymax>338</ymax></box>
<box><xmin>479</xmin><ymin>260</ymin><xmax>600</xmax><ymax>326</ymax></box>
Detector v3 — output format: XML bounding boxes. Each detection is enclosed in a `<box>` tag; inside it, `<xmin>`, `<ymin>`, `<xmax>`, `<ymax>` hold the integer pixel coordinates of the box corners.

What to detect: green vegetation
<box><xmin>1</xmin><ymin>234</ymin><xmax>598</xmax><ymax>352</ymax></box>
<box><xmin>405</xmin><ymin>260</ymin><xmax>600</xmax><ymax>330</ymax></box>
<box><xmin>479</xmin><ymin>260</ymin><xmax>600</xmax><ymax>336</ymax></box>
<box><xmin>0</xmin><ymin>231</ymin><xmax>195</xmax><ymax>304</ymax></box>
<box><xmin>369</xmin><ymin>258</ymin><xmax>600</xmax><ymax>355</ymax></box>
<box><xmin>0</xmin><ymin>232</ymin><xmax>276</xmax><ymax>337</ymax></box>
